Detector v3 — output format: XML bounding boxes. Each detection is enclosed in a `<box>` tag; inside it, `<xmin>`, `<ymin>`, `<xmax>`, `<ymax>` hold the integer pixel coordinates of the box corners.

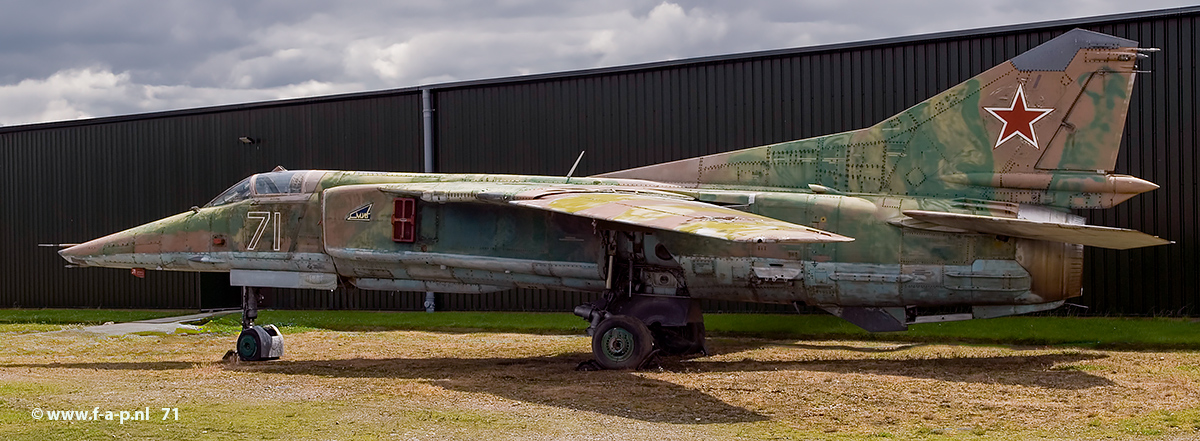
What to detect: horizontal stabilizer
<box><xmin>902</xmin><ymin>210</ymin><xmax>1171</xmax><ymax>250</ymax></box>
<box><xmin>514</xmin><ymin>192</ymin><xmax>853</xmax><ymax>244</ymax></box>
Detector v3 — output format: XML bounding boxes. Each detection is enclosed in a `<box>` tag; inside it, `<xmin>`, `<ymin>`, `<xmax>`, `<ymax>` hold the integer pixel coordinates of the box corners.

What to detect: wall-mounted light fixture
<box><xmin>238</xmin><ymin>136</ymin><xmax>258</xmax><ymax>144</ymax></box>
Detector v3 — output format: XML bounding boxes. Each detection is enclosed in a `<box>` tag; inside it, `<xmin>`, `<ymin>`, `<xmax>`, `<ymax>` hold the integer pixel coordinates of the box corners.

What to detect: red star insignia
<box><xmin>984</xmin><ymin>85</ymin><xmax>1054</xmax><ymax>149</ymax></box>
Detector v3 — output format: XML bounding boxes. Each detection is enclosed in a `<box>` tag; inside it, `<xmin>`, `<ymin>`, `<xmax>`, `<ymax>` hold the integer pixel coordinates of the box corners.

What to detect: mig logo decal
<box><xmin>347</xmin><ymin>203</ymin><xmax>373</xmax><ymax>221</ymax></box>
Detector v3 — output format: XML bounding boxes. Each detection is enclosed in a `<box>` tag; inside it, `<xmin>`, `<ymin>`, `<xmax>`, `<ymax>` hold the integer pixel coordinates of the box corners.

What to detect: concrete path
<box><xmin>70</xmin><ymin>310</ymin><xmax>237</xmax><ymax>336</ymax></box>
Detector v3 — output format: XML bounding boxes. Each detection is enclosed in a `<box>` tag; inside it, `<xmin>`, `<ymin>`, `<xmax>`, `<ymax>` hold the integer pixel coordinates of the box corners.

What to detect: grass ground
<box><xmin>6</xmin><ymin>308</ymin><xmax>1200</xmax><ymax>349</ymax></box>
<box><xmin>1</xmin><ymin>310</ymin><xmax>1199</xmax><ymax>440</ymax></box>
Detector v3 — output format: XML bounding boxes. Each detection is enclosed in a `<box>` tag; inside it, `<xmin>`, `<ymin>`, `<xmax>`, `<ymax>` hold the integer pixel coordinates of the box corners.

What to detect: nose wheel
<box><xmin>233</xmin><ymin>286</ymin><xmax>284</xmax><ymax>361</ymax></box>
<box><xmin>236</xmin><ymin>324</ymin><xmax>283</xmax><ymax>361</ymax></box>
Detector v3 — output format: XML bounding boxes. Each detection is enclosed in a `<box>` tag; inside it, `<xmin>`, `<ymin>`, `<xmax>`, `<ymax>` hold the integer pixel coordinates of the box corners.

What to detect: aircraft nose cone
<box><xmin>58</xmin><ymin>231</ymin><xmax>136</xmax><ymax>267</ymax></box>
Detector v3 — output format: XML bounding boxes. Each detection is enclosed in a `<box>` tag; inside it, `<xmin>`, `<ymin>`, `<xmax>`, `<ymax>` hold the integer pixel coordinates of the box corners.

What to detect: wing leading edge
<box><xmin>512</xmin><ymin>192</ymin><xmax>853</xmax><ymax>244</ymax></box>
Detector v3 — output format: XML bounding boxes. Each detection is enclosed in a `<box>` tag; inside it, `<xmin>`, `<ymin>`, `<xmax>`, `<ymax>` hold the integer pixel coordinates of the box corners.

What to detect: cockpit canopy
<box><xmin>205</xmin><ymin>170</ymin><xmax>328</xmax><ymax>207</ymax></box>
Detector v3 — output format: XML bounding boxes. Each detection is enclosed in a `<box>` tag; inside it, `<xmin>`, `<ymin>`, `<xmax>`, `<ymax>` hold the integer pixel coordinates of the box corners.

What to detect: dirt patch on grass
<box><xmin>1</xmin><ymin>329</ymin><xmax>1199</xmax><ymax>439</ymax></box>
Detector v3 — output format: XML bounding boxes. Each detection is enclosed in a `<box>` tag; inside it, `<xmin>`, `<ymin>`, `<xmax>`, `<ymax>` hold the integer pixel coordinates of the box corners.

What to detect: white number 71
<box><xmin>247</xmin><ymin>211</ymin><xmax>281</xmax><ymax>251</ymax></box>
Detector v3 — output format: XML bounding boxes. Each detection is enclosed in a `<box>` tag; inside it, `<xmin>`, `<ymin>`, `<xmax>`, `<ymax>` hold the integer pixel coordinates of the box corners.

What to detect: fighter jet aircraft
<box><xmin>60</xmin><ymin>29</ymin><xmax>1169</xmax><ymax>369</ymax></box>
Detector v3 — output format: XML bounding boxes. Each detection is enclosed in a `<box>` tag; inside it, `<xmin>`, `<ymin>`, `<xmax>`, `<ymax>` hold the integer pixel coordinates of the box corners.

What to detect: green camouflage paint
<box><xmin>60</xmin><ymin>29</ymin><xmax>1170</xmax><ymax>331</ymax></box>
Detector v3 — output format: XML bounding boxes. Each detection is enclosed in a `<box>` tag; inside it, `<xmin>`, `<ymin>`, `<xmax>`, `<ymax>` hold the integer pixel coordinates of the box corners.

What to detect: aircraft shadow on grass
<box><xmin>2</xmin><ymin>349</ymin><xmax>1112</xmax><ymax>424</ymax></box>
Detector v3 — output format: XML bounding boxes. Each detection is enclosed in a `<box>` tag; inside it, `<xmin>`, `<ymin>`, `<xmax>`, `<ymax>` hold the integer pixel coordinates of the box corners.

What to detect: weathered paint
<box><xmin>58</xmin><ymin>29</ymin><xmax>1171</xmax><ymax>330</ymax></box>
<box><xmin>600</xmin><ymin>31</ymin><xmax>1148</xmax><ymax>210</ymax></box>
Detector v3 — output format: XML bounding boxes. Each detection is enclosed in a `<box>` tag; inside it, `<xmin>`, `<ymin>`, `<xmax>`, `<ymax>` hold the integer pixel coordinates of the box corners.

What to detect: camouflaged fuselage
<box><xmin>61</xmin><ymin>169</ymin><xmax>1082</xmax><ymax>308</ymax></box>
<box><xmin>61</xmin><ymin>29</ymin><xmax>1169</xmax><ymax>322</ymax></box>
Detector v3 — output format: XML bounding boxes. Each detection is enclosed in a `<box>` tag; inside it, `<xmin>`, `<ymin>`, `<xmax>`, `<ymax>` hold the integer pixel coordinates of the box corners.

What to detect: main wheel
<box><xmin>591</xmin><ymin>315</ymin><xmax>654</xmax><ymax>370</ymax></box>
<box><xmin>653</xmin><ymin>322</ymin><xmax>706</xmax><ymax>356</ymax></box>
<box><xmin>236</xmin><ymin>328</ymin><xmax>263</xmax><ymax>361</ymax></box>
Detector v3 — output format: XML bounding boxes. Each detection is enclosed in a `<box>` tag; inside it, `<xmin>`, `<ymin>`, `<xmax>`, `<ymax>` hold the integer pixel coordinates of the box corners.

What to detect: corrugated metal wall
<box><xmin>1</xmin><ymin>8</ymin><xmax>1196</xmax><ymax>314</ymax></box>
<box><xmin>0</xmin><ymin>94</ymin><xmax>424</xmax><ymax>308</ymax></box>
<box><xmin>431</xmin><ymin>11</ymin><xmax>1199</xmax><ymax>315</ymax></box>
<box><xmin>1081</xmin><ymin>17</ymin><xmax>1200</xmax><ymax>315</ymax></box>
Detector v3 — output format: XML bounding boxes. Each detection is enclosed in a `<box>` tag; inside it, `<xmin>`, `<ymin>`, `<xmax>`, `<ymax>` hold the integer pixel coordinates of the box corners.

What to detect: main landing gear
<box><xmin>574</xmin><ymin>292</ymin><xmax>707</xmax><ymax>370</ymax></box>
<box><xmin>235</xmin><ymin>286</ymin><xmax>284</xmax><ymax>361</ymax></box>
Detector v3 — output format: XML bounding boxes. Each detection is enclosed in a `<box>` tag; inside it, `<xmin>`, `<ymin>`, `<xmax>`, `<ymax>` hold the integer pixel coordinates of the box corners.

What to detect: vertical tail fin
<box><xmin>600</xmin><ymin>29</ymin><xmax>1156</xmax><ymax>209</ymax></box>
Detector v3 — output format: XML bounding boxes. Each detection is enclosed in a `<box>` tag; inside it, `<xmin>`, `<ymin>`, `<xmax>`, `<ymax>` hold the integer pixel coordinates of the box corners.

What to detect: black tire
<box><xmin>652</xmin><ymin>322</ymin><xmax>706</xmax><ymax>356</ymax></box>
<box><xmin>591</xmin><ymin>315</ymin><xmax>653</xmax><ymax>370</ymax></box>
<box><xmin>236</xmin><ymin>328</ymin><xmax>263</xmax><ymax>361</ymax></box>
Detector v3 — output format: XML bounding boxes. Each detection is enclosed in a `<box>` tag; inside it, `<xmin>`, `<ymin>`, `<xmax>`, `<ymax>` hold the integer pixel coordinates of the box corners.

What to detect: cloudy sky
<box><xmin>0</xmin><ymin>0</ymin><xmax>1193</xmax><ymax>127</ymax></box>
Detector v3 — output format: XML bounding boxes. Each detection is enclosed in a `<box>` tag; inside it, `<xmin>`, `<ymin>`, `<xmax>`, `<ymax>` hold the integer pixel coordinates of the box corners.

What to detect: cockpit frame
<box><xmin>205</xmin><ymin>170</ymin><xmax>328</xmax><ymax>207</ymax></box>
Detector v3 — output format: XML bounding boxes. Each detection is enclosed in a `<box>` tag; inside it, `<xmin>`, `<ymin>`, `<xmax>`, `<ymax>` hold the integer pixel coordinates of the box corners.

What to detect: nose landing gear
<box><xmin>234</xmin><ymin>286</ymin><xmax>284</xmax><ymax>361</ymax></box>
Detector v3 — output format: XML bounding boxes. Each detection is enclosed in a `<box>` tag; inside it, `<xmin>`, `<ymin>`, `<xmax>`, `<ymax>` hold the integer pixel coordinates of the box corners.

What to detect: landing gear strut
<box><xmin>235</xmin><ymin>286</ymin><xmax>284</xmax><ymax>361</ymax></box>
<box><xmin>573</xmin><ymin>231</ymin><xmax>705</xmax><ymax>370</ymax></box>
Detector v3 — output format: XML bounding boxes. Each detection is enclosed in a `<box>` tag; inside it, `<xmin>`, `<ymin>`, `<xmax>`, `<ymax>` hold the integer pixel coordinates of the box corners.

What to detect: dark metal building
<box><xmin>2</xmin><ymin>7</ymin><xmax>1197</xmax><ymax>314</ymax></box>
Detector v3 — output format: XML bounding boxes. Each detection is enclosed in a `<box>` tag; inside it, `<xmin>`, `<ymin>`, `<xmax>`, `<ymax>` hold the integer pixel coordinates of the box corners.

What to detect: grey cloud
<box><xmin>0</xmin><ymin>0</ymin><xmax>1194</xmax><ymax>126</ymax></box>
